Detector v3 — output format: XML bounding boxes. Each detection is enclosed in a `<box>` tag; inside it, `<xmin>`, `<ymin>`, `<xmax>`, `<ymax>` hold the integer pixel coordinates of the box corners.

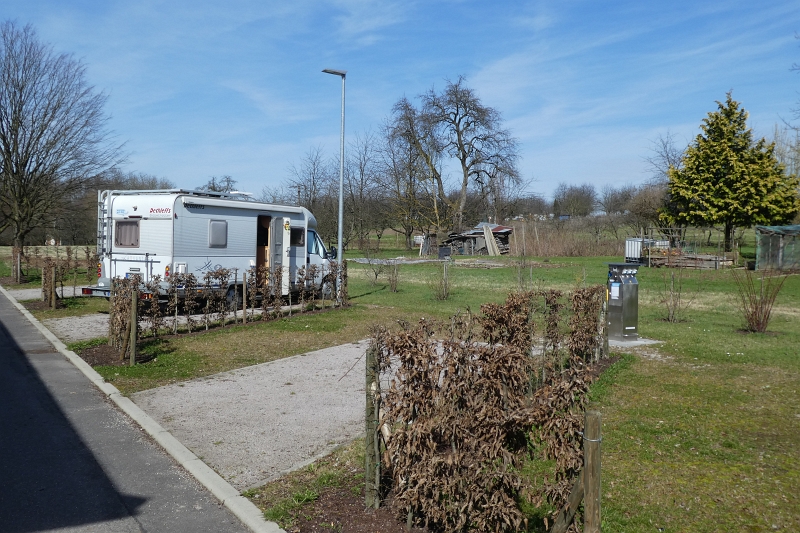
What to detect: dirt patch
<box><xmin>585</xmin><ymin>354</ymin><xmax>620</xmax><ymax>379</ymax></box>
<box><xmin>22</xmin><ymin>300</ymin><xmax>54</xmax><ymax>311</ymax></box>
<box><xmin>286</xmin><ymin>486</ymin><xmax>427</xmax><ymax>533</ymax></box>
<box><xmin>77</xmin><ymin>343</ymin><xmax>129</xmax><ymax>366</ymax></box>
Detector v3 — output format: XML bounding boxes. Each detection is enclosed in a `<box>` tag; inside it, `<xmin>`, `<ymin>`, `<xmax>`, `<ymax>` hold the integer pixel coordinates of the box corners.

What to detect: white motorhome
<box><xmin>82</xmin><ymin>189</ymin><xmax>334</xmax><ymax>301</ymax></box>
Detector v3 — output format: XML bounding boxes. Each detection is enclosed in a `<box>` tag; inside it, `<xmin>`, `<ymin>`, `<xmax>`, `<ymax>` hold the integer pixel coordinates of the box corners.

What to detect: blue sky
<box><xmin>5</xmin><ymin>0</ymin><xmax>800</xmax><ymax>200</ymax></box>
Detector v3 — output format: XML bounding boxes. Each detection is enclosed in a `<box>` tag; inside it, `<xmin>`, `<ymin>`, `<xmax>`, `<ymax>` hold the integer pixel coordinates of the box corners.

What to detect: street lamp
<box><xmin>322</xmin><ymin>68</ymin><xmax>346</xmax><ymax>302</ymax></box>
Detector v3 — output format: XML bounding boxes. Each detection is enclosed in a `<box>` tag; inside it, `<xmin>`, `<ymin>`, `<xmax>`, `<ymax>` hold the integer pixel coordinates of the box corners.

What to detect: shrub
<box><xmin>731</xmin><ymin>268</ymin><xmax>788</xmax><ymax>333</ymax></box>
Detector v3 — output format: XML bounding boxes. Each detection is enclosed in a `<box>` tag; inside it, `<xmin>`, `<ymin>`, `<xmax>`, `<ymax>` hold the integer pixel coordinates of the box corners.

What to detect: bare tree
<box><xmin>286</xmin><ymin>146</ymin><xmax>340</xmax><ymax>245</ymax></box>
<box><xmin>103</xmin><ymin>168</ymin><xmax>174</xmax><ymax>190</ymax></box>
<box><xmin>552</xmin><ymin>183</ymin><xmax>596</xmax><ymax>217</ymax></box>
<box><xmin>380</xmin><ymin>116</ymin><xmax>427</xmax><ymax>248</ymax></box>
<box><xmin>288</xmin><ymin>146</ymin><xmax>332</xmax><ymax>213</ymax></box>
<box><xmin>390</xmin><ymin>96</ymin><xmax>448</xmax><ymax>232</ymax></box>
<box><xmin>201</xmin><ymin>175</ymin><xmax>237</xmax><ymax>193</ymax></box>
<box><xmin>391</xmin><ymin>78</ymin><xmax>520</xmax><ymax>233</ymax></box>
<box><xmin>516</xmin><ymin>194</ymin><xmax>549</xmax><ymax>217</ymax></box>
<box><xmin>772</xmin><ymin>125</ymin><xmax>800</xmax><ymax>177</ymax></box>
<box><xmin>0</xmin><ymin>21</ymin><xmax>123</xmax><ymax>249</ymax></box>
<box><xmin>644</xmin><ymin>131</ymin><xmax>684</xmax><ymax>184</ymax></box>
<box><xmin>422</xmin><ymin>77</ymin><xmax>520</xmax><ymax>231</ymax></box>
<box><xmin>344</xmin><ymin>131</ymin><xmax>382</xmax><ymax>248</ymax></box>
<box><xmin>625</xmin><ymin>183</ymin><xmax>669</xmax><ymax>233</ymax></box>
<box><xmin>598</xmin><ymin>184</ymin><xmax>635</xmax><ymax>215</ymax></box>
<box><xmin>257</xmin><ymin>184</ymin><xmax>293</xmax><ymax>204</ymax></box>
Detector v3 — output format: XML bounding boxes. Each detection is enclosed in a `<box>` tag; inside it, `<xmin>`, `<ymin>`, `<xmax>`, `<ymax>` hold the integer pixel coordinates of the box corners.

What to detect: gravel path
<box><xmin>132</xmin><ymin>341</ymin><xmax>370</xmax><ymax>491</ymax></box>
<box><xmin>3</xmin><ymin>288</ymin><xmax>110</xmax><ymax>343</ymax></box>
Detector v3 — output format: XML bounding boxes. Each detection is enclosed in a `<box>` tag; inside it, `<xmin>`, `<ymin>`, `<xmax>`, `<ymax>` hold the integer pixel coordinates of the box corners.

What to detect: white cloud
<box><xmin>330</xmin><ymin>0</ymin><xmax>409</xmax><ymax>46</ymax></box>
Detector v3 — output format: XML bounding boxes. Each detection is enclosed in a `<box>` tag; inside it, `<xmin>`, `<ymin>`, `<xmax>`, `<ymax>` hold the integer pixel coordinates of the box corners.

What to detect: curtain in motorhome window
<box><xmin>209</xmin><ymin>220</ymin><xmax>228</xmax><ymax>248</ymax></box>
<box><xmin>115</xmin><ymin>220</ymin><xmax>140</xmax><ymax>248</ymax></box>
<box><xmin>290</xmin><ymin>227</ymin><xmax>305</xmax><ymax>247</ymax></box>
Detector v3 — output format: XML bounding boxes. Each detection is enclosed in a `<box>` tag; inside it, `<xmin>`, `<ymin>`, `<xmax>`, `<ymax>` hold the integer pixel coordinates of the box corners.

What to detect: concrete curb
<box><xmin>0</xmin><ymin>285</ymin><xmax>284</xmax><ymax>533</ymax></box>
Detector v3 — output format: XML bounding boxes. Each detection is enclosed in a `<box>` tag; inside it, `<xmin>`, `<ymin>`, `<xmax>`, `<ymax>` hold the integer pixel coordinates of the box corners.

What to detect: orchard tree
<box><xmin>379</xmin><ymin>117</ymin><xmax>427</xmax><ymax>248</ymax></box>
<box><xmin>389</xmin><ymin>96</ymin><xmax>448</xmax><ymax>232</ymax></box>
<box><xmin>665</xmin><ymin>93</ymin><xmax>800</xmax><ymax>251</ymax></box>
<box><xmin>0</xmin><ymin>22</ymin><xmax>122</xmax><ymax>249</ymax></box>
<box><xmin>598</xmin><ymin>184</ymin><xmax>636</xmax><ymax>215</ymax></box>
<box><xmin>626</xmin><ymin>183</ymin><xmax>669</xmax><ymax>232</ymax></box>
<box><xmin>393</xmin><ymin>77</ymin><xmax>520</xmax><ymax>232</ymax></box>
<box><xmin>552</xmin><ymin>183</ymin><xmax>596</xmax><ymax>217</ymax></box>
<box><xmin>423</xmin><ymin>77</ymin><xmax>520</xmax><ymax>231</ymax></box>
<box><xmin>201</xmin><ymin>175</ymin><xmax>237</xmax><ymax>193</ymax></box>
<box><xmin>344</xmin><ymin>131</ymin><xmax>383</xmax><ymax>248</ymax></box>
<box><xmin>645</xmin><ymin>131</ymin><xmax>684</xmax><ymax>184</ymax></box>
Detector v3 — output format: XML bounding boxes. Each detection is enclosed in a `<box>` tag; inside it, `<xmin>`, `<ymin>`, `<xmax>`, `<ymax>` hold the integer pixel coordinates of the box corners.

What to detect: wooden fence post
<box><xmin>584</xmin><ymin>410</ymin><xmax>602</xmax><ymax>533</ymax></box>
<box><xmin>109</xmin><ymin>280</ymin><xmax>116</xmax><ymax>346</ymax></box>
<box><xmin>553</xmin><ymin>410</ymin><xmax>603</xmax><ymax>533</ymax></box>
<box><xmin>242</xmin><ymin>271</ymin><xmax>248</xmax><ymax>323</ymax></box>
<box><xmin>365</xmin><ymin>343</ymin><xmax>380</xmax><ymax>509</ymax></box>
<box><xmin>551</xmin><ymin>471</ymin><xmax>584</xmax><ymax>533</ymax></box>
<box><xmin>130</xmin><ymin>288</ymin><xmax>138</xmax><ymax>367</ymax></box>
<box><xmin>50</xmin><ymin>264</ymin><xmax>57</xmax><ymax>310</ymax></box>
<box><xmin>233</xmin><ymin>269</ymin><xmax>238</xmax><ymax>324</ymax></box>
<box><xmin>174</xmin><ymin>278</ymin><xmax>179</xmax><ymax>334</ymax></box>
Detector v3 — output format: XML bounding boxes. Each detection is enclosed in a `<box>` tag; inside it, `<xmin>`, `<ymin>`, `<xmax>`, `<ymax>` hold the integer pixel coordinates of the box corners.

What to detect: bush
<box><xmin>372</xmin><ymin>287</ymin><xmax>607</xmax><ymax>532</ymax></box>
<box><xmin>731</xmin><ymin>268</ymin><xmax>788</xmax><ymax>333</ymax></box>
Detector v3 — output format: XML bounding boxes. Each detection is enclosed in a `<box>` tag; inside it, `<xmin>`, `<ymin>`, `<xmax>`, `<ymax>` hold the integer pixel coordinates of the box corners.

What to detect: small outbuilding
<box><xmin>755</xmin><ymin>225</ymin><xmax>800</xmax><ymax>271</ymax></box>
<box><xmin>442</xmin><ymin>223</ymin><xmax>513</xmax><ymax>256</ymax></box>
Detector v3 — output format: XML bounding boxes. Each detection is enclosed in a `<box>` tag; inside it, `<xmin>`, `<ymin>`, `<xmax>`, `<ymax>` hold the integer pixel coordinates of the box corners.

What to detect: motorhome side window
<box><xmin>290</xmin><ymin>227</ymin><xmax>305</xmax><ymax>247</ymax></box>
<box><xmin>209</xmin><ymin>220</ymin><xmax>228</xmax><ymax>248</ymax></box>
<box><xmin>115</xmin><ymin>220</ymin><xmax>140</xmax><ymax>248</ymax></box>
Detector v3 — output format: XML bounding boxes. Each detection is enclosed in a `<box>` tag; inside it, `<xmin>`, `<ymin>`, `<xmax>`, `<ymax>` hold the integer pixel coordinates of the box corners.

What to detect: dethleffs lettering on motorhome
<box><xmin>82</xmin><ymin>189</ymin><xmax>334</xmax><ymax>301</ymax></box>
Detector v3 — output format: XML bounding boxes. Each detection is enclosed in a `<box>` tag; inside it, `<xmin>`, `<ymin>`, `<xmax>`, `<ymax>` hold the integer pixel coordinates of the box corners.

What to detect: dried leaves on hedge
<box><xmin>374</xmin><ymin>286</ymin><xmax>607</xmax><ymax>533</ymax></box>
<box><xmin>377</xmin><ymin>321</ymin><xmax>533</xmax><ymax>533</ymax></box>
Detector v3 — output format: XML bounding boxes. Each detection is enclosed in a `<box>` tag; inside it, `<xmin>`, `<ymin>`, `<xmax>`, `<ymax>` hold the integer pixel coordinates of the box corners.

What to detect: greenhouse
<box><xmin>755</xmin><ymin>225</ymin><xmax>800</xmax><ymax>271</ymax></box>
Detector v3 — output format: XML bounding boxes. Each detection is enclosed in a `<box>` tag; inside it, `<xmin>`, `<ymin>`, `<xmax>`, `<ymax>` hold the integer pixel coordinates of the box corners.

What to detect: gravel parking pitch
<box><xmin>131</xmin><ymin>340</ymin><xmax>371</xmax><ymax>491</ymax></box>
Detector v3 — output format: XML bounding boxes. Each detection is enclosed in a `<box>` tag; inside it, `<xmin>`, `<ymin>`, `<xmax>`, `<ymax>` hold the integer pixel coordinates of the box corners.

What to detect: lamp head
<box><xmin>322</xmin><ymin>68</ymin><xmax>347</xmax><ymax>78</ymax></box>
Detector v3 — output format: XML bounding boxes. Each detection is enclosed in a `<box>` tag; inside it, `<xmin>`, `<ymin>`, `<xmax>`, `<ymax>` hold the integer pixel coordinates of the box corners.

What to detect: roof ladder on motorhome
<box><xmin>97</xmin><ymin>190</ymin><xmax>110</xmax><ymax>256</ymax></box>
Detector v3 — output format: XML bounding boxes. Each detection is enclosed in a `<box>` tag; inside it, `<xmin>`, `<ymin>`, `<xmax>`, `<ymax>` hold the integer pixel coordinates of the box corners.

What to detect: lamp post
<box><xmin>322</xmin><ymin>68</ymin><xmax>346</xmax><ymax>303</ymax></box>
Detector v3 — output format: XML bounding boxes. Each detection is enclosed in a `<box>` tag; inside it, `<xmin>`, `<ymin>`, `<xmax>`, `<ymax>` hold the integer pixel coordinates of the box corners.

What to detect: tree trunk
<box><xmin>724</xmin><ymin>222</ymin><xmax>734</xmax><ymax>252</ymax></box>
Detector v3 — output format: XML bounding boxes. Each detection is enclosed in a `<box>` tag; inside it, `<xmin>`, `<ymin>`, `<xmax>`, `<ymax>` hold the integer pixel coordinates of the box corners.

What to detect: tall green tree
<box><xmin>664</xmin><ymin>93</ymin><xmax>800</xmax><ymax>251</ymax></box>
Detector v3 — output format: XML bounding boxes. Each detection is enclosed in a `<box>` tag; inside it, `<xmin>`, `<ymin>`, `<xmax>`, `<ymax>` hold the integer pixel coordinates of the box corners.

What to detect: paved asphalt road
<box><xmin>0</xmin><ymin>291</ymin><xmax>249</xmax><ymax>533</ymax></box>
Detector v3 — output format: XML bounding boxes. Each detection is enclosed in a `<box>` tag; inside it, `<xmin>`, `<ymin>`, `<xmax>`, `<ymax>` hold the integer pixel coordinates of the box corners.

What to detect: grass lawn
<box><xmin>25</xmin><ymin>295</ymin><xmax>110</xmax><ymax>320</ymax></box>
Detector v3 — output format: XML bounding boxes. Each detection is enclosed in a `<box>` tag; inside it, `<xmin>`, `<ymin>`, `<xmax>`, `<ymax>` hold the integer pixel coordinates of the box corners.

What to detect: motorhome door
<box><xmin>257</xmin><ymin>216</ymin><xmax>270</xmax><ymax>279</ymax></box>
<box><xmin>270</xmin><ymin>217</ymin><xmax>291</xmax><ymax>296</ymax></box>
